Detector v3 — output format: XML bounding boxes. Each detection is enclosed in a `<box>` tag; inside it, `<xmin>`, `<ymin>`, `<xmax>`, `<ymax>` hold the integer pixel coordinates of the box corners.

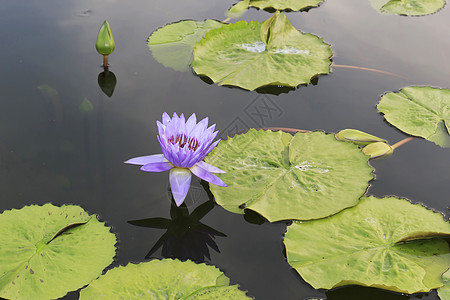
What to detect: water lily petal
<box><xmin>196</xmin><ymin>161</ymin><xmax>226</xmax><ymax>173</ymax></box>
<box><xmin>124</xmin><ymin>154</ymin><xmax>166</xmax><ymax>166</ymax></box>
<box><xmin>141</xmin><ymin>161</ymin><xmax>173</xmax><ymax>172</ymax></box>
<box><xmin>162</xmin><ymin>112</ymin><xmax>171</xmax><ymax>124</ymax></box>
<box><xmin>190</xmin><ymin>164</ymin><xmax>227</xmax><ymax>187</ymax></box>
<box><xmin>169</xmin><ymin>168</ymin><xmax>192</xmax><ymax>206</ymax></box>
<box><xmin>185</xmin><ymin>113</ymin><xmax>197</xmax><ymax>133</ymax></box>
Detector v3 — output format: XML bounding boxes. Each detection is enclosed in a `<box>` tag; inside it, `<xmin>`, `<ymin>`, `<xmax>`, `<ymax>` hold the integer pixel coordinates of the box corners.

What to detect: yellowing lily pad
<box><xmin>0</xmin><ymin>204</ymin><xmax>116</xmax><ymax>300</ymax></box>
<box><xmin>377</xmin><ymin>86</ymin><xmax>450</xmax><ymax>148</ymax></box>
<box><xmin>191</xmin><ymin>12</ymin><xmax>332</xmax><ymax>91</ymax></box>
<box><xmin>369</xmin><ymin>0</ymin><xmax>446</xmax><ymax>15</ymax></box>
<box><xmin>205</xmin><ymin>129</ymin><xmax>373</xmax><ymax>222</ymax></box>
<box><xmin>284</xmin><ymin>196</ymin><xmax>450</xmax><ymax>294</ymax></box>
<box><xmin>148</xmin><ymin>20</ymin><xmax>224</xmax><ymax>72</ymax></box>
<box><xmin>80</xmin><ymin>259</ymin><xmax>251</xmax><ymax>299</ymax></box>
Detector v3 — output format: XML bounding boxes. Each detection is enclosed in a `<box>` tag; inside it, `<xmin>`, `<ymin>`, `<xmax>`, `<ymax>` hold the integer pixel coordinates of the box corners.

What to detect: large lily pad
<box><xmin>438</xmin><ymin>269</ymin><xmax>450</xmax><ymax>300</ymax></box>
<box><xmin>250</xmin><ymin>0</ymin><xmax>324</xmax><ymax>11</ymax></box>
<box><xmin>377</xmin><ymin>86</ymin><xmax>450</xmax><ymax>147</ymax></box>
<box><xmin>0</xmin><ymin>204</ymin><xmax>116</xmax><ymax>300</ymax></box>
<box><xmin>191</xmin><ymin>12</ymin><xmax>332</xmax><ymax>91</ymax></box>
<box><xmin>204</xmin><ymin>129</ymin><xmax>373</xmax><ymax>222</ymax></box>
<box><xmin>79</xmin><ymin>259</ymin><xmax>251</xmax><ymax>299</ymax></box>
<box><xmin>369</xmin><ymin>0</ymin><xmax>446</xmax><ymax>16</ymax></box>
<box><xmin>148</xmin><ymin>20</ymin><xmax>224</xmax><ymax>72</ymax></box>
<box><xmin>284</xmin><ymin>196</ymin><xmax>450</xmax><ymax>294</ymax></box>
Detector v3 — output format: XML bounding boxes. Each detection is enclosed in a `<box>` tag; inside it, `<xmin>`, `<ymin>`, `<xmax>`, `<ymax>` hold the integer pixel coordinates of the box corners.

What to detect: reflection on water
<box><xmin>128</xmin><ymin>196</ymin><xmax>226</xmax><ymax>263</ymax></box>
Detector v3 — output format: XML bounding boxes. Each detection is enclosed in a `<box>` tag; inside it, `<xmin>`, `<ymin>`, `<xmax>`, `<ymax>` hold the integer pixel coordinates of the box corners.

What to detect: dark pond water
<box><xmin>1</xmin><ymin>0</ymin><xmax>449</xmax><ymax>299</ymax></box>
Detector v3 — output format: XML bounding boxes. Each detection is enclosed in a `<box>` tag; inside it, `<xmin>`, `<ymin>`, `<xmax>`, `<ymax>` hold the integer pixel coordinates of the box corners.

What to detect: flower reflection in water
<box><xmin>128</xmin><ymin>195</ymin><xmax>226</xmax><ymax>263</ymax></box>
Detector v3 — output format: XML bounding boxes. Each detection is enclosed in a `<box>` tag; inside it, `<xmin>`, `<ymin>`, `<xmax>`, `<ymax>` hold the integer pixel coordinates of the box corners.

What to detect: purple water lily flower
<box><xmin>125</xmin><ymin>112</ymin><xmax>227</xmax><ymax>206</ymax></box>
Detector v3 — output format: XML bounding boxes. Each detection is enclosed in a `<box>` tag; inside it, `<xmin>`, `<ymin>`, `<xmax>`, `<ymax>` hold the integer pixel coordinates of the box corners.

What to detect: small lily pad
<box><xmin>148</xmin><ymin>20</ymin><xmax>224</xmax><ymax>72</ymax></box>
<box><xmin>284</xmin><ymin>196</ymin><xmax>450</xmax><ymax>294</ymax></box>
<box><xmin>191</xmin><ymin>12</ymin><xmax>332</xmax><ymax>91</ymax></box>
<box><xmin>369</xmin><ymin>0</ymin><xmax>446</xmax><ymax>16</ymax></box>
<box><xmin>79</xmin><ymin>259</ymin><xmax>251</xmax><ymax>299</ymax></box>
<box><xmin>249</xmin><ymin>0</ymin><xmax>324</xmax><ymax>11</ymax></box>
<box><xmin>0</xmin><ymin>204</ymin><xmax>116</xmax><ymax>300</ymax></box>
<box><xmin>438</xmin><ymin>269</ymin><xmax>450</xmax><ymax>300</ymax></box>
<box><xmin>377</xmin><ymin>86</ymin><xmax>450</xmax><ymax>148</ymax></box>
<box><xmin>205</xmin><ymin>129</ymin><xmax>373</xmax><ymax>222</ymax></box>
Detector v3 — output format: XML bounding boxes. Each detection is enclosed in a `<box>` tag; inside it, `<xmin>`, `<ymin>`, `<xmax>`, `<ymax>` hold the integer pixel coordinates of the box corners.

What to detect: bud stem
<box><xmin>391</xmin><ymin>137</ymin><xmax>414</xmax><ymax>149</ymax></box>
<box><xmin>103</xmin><ymin>55</ymin><xmax>109</xmax><ymax>67</ymax></box>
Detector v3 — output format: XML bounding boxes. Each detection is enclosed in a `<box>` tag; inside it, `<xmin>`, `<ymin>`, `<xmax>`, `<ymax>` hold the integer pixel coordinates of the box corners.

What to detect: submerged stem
<box><xmin>391</xmin><ymin>137</ymin><xmax>415</xmax><ymax>149</ymax></box>
<box><xmin>333</xmin><ymin>64</ymin><xmax>408</xmax><ymax>80</ymax></box>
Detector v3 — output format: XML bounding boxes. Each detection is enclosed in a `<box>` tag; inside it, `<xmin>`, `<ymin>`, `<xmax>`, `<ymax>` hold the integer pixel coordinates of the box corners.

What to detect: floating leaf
<box><xmin>0</xmin><ymin>204</ymin><xmax>116</xmax><ymax>300</ymax></box>
<box><xmin>79</xmin><ymin>259</ymin><xmax>251</xmax><ymax>299</ymax></box>
<box><xmin>249</xmin><ymin>0</ymin><xmax>324</xmax><ymax>11</ymax></box>
<box><xmin>438</xmin><ymin>269</ymin><xmax>450</xmax><ymax>300</ymax></box>
<box><xmin>148</xmin><ymin>20</ymin><xmax>224</xmax><ymax>72</ymax></box>
<box><xmin>335</xmin><ymin>129</ymin><xmax>387</xmax><ymax>145</ymax></box>
<box><xmin>205</xmin><ymin>129</ymin><xmax>373</xmax><ymax>222</ymax></box>
<box><xmin>369</xmin><ymin>0</ymin><xmax>446</xmax><ymax>16</ymax></box>
<box><xmin>377</xmin><ymin>86</ymin><xmax>450</xmax><ymax>148</ymax></box>
<box><xmin>284</xmin><ymin>196</ymin><xmax>450</xmax><ymax>294</ymax></box>
<box><xmin>361</xmin><ymin>142</ymin><xmax>394</xmax><ymax>159</ymax></box>
<box><xmin>185</xmin><ymin>285</ymin><xmax>251</xmax><ymax>299</ymax></box>
<box><xmin>191</xmin><ymin>12</ymin><xmax>332</xmax><ymax>91</ymax></box>
<box><xmin>226</xmin><ymin>0</ymin><xmax>250</xmax><ymax>18</ymax></box>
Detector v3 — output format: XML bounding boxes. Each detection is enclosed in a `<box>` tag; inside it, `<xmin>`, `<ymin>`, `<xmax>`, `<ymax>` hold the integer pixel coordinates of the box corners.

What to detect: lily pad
<box><xmin>284</xmin><ymin>196</ymin><xmax>450</xmax><ymax>294</ymax></box>
<box><xmin>191</xmin><ymin>12</ymin><xmax>332</xmax><ymax>91</ymax></box>
<box><xmin>204</xmin><ymin>129</ymin><xmax>373</xmax><ymax>222</ymax></box>
<box><xmin>377</xmin><ymin>86</ymin><xmax>450</xmax><ymax>148</ymax></box>
<box><xmin>79</xmin><ymin>259</ymin><xmax>251</xmax><ymax>299</ymax></box>
<box><xmin>369</xmin><ymin>0</ymin><xmax>446</xmax><ymax>16</ymax></box>
<box><xmin>249</xmin><ymin>0</ymin><xmax>324</xmax><ymax>11</ymax></box>
<box><xmin>148</xmin><ymin>20</ymin><xmax>224</xmax><ymax>72</ymax></box>
<box><xmin>438</xmin><ymin>269</ymin><xmax>450</xmax><ymax>300</ymax></box>
<box><xmin>0</xmin><ymin>203</ymin><xmax>116</xmax><ymax>300</ymax></box>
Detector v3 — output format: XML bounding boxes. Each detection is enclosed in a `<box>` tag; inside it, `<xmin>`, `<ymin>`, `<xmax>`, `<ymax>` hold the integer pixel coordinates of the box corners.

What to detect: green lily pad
<box><xmin>377</xmin><ymin>86</ymin><xmax>450</xmax><ymax>148</ymax></box>
<box><xmin>0</xmin><ymin>203</ymin><xmax>116</xmax><ymax>300</ymax></box>
<box><xmin>148</xmin><ymin>20</ymin><xmax>224</xmax><ymax>72</ymax></box>
<box><xmin>438</xmin><ymin>269</ymin><xmax>450</xmax><ymax>300</ymax></box>
<box><xmin>249</xmin><ymin>0</ymin><xmax>324</xmax><ymax>11</ymax></box>
<box><xmin>191</xmin><ymin>12</ymin><xmax>332</xmax><ymax>91</ymax></box>
<box><xmin>369</xmin><ymin>0</ymin><xmax>446</xmax><ymax>15</ymax></box>
<box><xmin>284</xmin><ymin>196</ymin><xmax>450</xmax><ymax>294</ymax></box>
<box><xmin>226</xmin><ymin>0</ymin><xmax>250</xmax><ymax>18</ymax></box>
<box><xmin>79</xmin><ymin>259</ymin><xmax>251</xmax><ymax>299</ymax></box>
<box><xmin>185</xmin><ymin>285</ymin><xmax>251</xmax><ymax>299</ymax></box>
<box><xmin>204</xmin><ymin>129</ymin><xmax>373</xmax><ymax>222</ymax></box>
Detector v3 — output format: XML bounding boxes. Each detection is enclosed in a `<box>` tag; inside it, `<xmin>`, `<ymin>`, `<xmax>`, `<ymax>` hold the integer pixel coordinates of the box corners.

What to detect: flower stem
<box><xmin>391</xmin><ymin>137</ymin><xmax>414</xmax><ymax>149</ymax></box>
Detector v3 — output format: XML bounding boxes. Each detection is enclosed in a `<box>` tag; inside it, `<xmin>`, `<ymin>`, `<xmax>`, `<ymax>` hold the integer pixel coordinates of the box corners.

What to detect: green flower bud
<box><xmin>335</xmin><ymin>129</ymin><xmax>386</xmax><ymax>145</ymax></box>
<box><xmin>96</xmin><ymin>21</ymin><xmax>115</xmax><ymax>55</ymax></box>
<box><xmin>362</xmin><ymin>142</ymin><xmax>394</xmax><ymax>159</ymax></box>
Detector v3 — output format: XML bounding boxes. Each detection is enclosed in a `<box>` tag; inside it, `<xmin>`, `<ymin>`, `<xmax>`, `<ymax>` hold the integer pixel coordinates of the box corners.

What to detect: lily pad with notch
<box><xmin>205</xmin><ymin>129</ymin><xmax>373</xmax><ymax>222</ymax></box>
<box><xmin>284</xmin><ymin>196</ymin><xmax>450</xmax><ymax>294</ymax></box>
<box><xmin>0</xmin><ymin>203</ymin><xmax>116</xmax><ymax>300</ymax></box>
<box><xmin>377</xmin><ymin>86</ymin><xmax>450</xmax><ymax>148</ymax></box>
<box><xmin>191</xmin><ymin>12</ymin><xmax>332</xmax><ymax>91</ymax></box>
